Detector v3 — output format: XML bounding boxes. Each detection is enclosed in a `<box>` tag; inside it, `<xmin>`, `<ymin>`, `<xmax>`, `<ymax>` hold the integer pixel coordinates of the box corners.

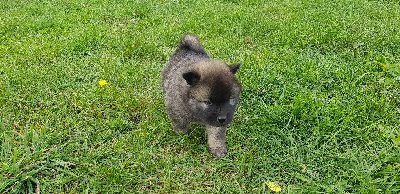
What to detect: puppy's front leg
<box><xmin>206</xmin><ymin>125</ymin><xmax>227</xmax><ymax>157</ymax></box>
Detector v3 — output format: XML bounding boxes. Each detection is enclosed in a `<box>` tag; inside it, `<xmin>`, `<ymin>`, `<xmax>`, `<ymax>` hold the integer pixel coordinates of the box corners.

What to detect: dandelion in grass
<box><xmin>99</xmin><ymin>79</ymin><xmax>107</xmax><ymax>86</ymax></box>
<box><xmin>266</xmin><ymin>181</ymin><xmax>281</xmax><ymax>192</ymax></box>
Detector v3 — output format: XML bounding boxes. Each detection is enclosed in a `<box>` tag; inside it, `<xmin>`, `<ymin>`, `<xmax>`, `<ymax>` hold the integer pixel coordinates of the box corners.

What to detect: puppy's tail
<box><xmin>179</xmin><ymin>34</ymin><xmax>208</xmax><ymax>55</ymax></box>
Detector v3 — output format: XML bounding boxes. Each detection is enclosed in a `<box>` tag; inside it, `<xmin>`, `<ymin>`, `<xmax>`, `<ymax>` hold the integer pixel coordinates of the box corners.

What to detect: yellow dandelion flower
<box><xmin>98</xmin><ymin>79</ymin><xmax>107</xmax><ymax>86</ymax></box>
<box><xmin>266</xmin><ymin>181</ymin><xmax>281</xmax><ymax>192</ymax></box>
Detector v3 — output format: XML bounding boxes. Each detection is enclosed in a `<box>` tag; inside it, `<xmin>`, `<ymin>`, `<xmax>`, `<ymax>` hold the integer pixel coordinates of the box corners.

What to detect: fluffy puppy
<box><xmin>162</xmin><ymin>34</ymin><xmax>241</xmax><ymax>157</ymax></box>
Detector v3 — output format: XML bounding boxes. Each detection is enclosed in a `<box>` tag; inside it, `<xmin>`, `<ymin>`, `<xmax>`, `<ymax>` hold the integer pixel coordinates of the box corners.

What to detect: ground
<box><xmin>1</xmin><ymin>0</ymin><xmax>399</xmax><ymax>193</ymax></box>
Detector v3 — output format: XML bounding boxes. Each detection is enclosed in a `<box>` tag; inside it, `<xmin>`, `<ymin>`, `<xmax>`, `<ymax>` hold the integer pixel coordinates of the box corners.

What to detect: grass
<box><xmin>1</xmin><ymin>0</ymin><xmax>400</xmax><ymax>192</ymax></box>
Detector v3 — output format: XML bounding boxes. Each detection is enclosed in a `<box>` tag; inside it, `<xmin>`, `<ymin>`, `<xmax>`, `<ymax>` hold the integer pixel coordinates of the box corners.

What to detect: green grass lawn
<box><xmin>1</xmin><ymin>0</ymin><xmax>400</xmax><ymax>192</ymax></box>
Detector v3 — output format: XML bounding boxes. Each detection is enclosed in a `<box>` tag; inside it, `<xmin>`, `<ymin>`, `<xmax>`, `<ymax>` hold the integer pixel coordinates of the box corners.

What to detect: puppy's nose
<box><xmin>218</xmin><ymin>116</ymin><xmax>227</xmax><ymax>123</ymax></box>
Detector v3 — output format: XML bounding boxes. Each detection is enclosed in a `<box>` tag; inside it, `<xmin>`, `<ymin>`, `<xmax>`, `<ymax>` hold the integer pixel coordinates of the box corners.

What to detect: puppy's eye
<box><xmin>203</xmin><ymin>100</ymin><xmax>212</xmax><ymax>105</ymax></box>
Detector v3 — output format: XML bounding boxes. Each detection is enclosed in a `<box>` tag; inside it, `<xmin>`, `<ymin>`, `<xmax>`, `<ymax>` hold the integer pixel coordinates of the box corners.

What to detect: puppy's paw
<box><xmin>171</xmin><ymin>121</ymin><xmax>190</xmax><ymax>134</ymax></box>
<box><xmin>208</xmin><ymin>146</ymin><xmax>227</xmax><ymax>158</ymax></box>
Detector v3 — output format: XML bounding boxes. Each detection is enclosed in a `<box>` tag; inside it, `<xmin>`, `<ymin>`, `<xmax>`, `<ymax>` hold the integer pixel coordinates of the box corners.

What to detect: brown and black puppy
<box><xmin>162</xmin><ymin>34</ymin><xmax>241</xmax><ymax>157</ymax></box>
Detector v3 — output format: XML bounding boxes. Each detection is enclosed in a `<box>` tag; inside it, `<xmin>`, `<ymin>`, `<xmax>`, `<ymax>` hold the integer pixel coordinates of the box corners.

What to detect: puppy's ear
<box><xmin>229</xmin><ymin>63</ymin><xmax>241</xmax><ymax>74</ymax></box>
<box><xmin>182</xmin><ymin>71</ymin><xmax>200</xmax><ymax>85</ymax></box>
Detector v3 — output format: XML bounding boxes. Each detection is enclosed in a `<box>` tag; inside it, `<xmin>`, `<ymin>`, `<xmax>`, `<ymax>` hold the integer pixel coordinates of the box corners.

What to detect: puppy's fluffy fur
<box><xmin>162</xmin><ymin>34</ymin><xmax>241</xmax><ymax>157</ymax></box>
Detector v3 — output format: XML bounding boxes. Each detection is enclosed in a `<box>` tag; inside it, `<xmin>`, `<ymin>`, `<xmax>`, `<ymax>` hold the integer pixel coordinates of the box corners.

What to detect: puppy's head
<box><xmin>183</xmin><ymin>60</ymin><xmax>241</xmax><ymax>127</ymax></box>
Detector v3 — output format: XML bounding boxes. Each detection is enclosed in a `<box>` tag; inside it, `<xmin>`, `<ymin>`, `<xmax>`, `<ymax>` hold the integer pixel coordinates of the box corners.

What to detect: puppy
<box><xmin>162</xmin><ymin>34</ymin><xmax>241</xmax><ymax>157</ymax></box>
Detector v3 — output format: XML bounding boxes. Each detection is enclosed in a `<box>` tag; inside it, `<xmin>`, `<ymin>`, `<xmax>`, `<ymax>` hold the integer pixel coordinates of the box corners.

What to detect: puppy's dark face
<box><xmin>183</xmin><ymin>60</ymin><xmax>241</xmax><ymax>127</ymax></box>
